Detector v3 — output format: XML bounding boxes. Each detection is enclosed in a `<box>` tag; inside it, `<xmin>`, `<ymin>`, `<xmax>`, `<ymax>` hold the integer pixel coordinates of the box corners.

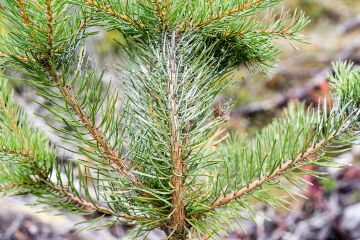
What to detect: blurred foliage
<box><xmin>286</xmin><ymin>0</ymin><xmax>360</xmax><ymax>24</ymax></box>
<box><xmin>96</xmin><ymin>30</ymin><xmax>126</xmax><ymax>56</ymax></box>
<box><xmin>321</xmin><ymin>176</ymin><xmax>337</xmax><ymax>194</ymax></box>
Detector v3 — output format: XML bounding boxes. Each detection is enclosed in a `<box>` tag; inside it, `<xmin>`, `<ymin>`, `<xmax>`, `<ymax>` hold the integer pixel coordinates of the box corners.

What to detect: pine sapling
<box><xmin>0</xmin><ymin>0</ymin><xmax>359</xmax><ymax>239</ymax></box>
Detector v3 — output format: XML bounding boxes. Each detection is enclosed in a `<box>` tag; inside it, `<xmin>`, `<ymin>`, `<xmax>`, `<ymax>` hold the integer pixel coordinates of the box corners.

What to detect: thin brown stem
<box><xmin>168</xmin><ymin>33</ymin><xmax>186</xmax><ymax>235</ymax></box>
<box><xmin>178</xmin><ymin>0</ymin><xmax>264</xmax><ymax>31</ymax></box>
<box><xmin>0</xmin><ymin>147</ymin><xmax>34</xmax><ymax>163</ymax></box>
<box><xmin>16</xmin><ymin>0</ymin><xmax>31</xmax><ymax>24</ymax></box>
<box><xmin>0</xmin><ymin>51</ymin><xmax>29</xmax><ymax>62</ymax></box>
<box><xmin>46</xmin><ymin>0</ymin><xmax>53</xmax><ymax>56</ymax></box>
<box><xmin>4</xmin><ymin>0</ymin><xmax>41</xmax><ymax>59</ymax></box>
<box><xmin>0</xmin><ymin>99</ymin><xmax>19</xmax><ymax>137</ymax></box>
<box><xmin>44</xmin><ymin>59</ymin><xmax>139</xmax><ymax>185</ymax></box>
<box><xmin>15</xmin><ymin>0</ymin><xmax>41</xmax><ymax>31</ymax></box>
<box><xmin>0</xmin><ymin>142</ymin><xmax>143</xmax><ymax>220</ymax></box>
<box><xmin>0</xmin><ymin>149</ymin><xmax>139</xmax><ymax>220</ymax></box>
<box><xmin>46</xmin><ymin>181</ymin><xmax>140</xmax><ymax>220</ymax></box>
<box><xmin>84</xmin><ymin>0</ymin><xmax>144</xmax><ymax>28</ymax></box>
<box><xmin>210</xmin><ymin>132</ymin><xmax>336</xmax><ymax>209</ymax></box>
<box><xmin>0</xmin><ymin>182</ymin><xmax>29</xmax><ymax>191</ymax></box>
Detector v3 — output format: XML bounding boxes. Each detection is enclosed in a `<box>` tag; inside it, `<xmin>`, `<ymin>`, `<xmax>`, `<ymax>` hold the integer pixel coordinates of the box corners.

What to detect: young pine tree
<box><xmin>0</xmin><ymin>0</ymin><xmax>359</xmax><ymax>239</ymax></box>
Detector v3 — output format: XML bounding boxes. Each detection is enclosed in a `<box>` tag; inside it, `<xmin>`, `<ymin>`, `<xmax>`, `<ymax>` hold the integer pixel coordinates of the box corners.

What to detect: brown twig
<box><xmin>15</xmin><ymin>0</ymin><xmax>41</xmax><ymax>31</ymax></box>
<box><xmin>0</xmin><ymin>100</ymin><xmax>139</xmax><ymax>220</ymax></box>
<box><xmin>168</xmin><ymin>33</ymin><xmax>186</xmax><ymax>235</ymax></box>
<box><xmin>0</xmin><ymin>97</ymin><xmax>20</xmax><ymax>136</ymax></box>
<box><xmin>45</xmin><ymin>0</ymin><xmax>53</xmax><ymax>57</ymax></box>
<box><xmin>46</xmin><ymin>67</ymin><xmax>139</xmax><ymax>185</ymax></box>
<box><xmin>179</xmin><ymin>0</ymin><xmax>264</xmax><ymax>31</ymax></box>
<box><xmin>0</xmin><ymin>51</ymin><xmax>29</xmax><ymax>62</ymax></box>
<box><xmin>16</xmin><ymin>0</ymin><xmax>31</xmax><ymax>25</ymax></box>
<box><xmin>0</xmin><ymin>148</ymin><xmax>139</xmax><ymax>220</ymax></box>
<box><xmin>46</xmin><ymin>181</ymin><xmax>140</xmax><ymax>220</ymax></box>
<box><xmin>84</xmin><ymin>0</ymin><xmax>143</xmax><ymax>28</ymax></box>
<box><xmin>0</xmin><ymin>182</ymin><xmax>28</xmax><ymax>191</ymax></box>
<box><xmin>1</xmin><ymin>0</ymin><xmax>38</xmax><ymax>59</ymax></box>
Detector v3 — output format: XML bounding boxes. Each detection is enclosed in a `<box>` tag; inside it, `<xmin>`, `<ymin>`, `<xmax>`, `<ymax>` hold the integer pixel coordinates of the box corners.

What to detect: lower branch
<box><xmin>46</xmin><ymin>181</ymin><xmax>140</xmax><ymax>220</ymax></box>
<box><xmin>210</xmin><ymin>133</ymin><xmax>335</xmax><ymax>209</ymax></box>
<box><xmin>0</xmin><ymin>148</ymin><xmax>141</xmax><ymax>221</ymax></box>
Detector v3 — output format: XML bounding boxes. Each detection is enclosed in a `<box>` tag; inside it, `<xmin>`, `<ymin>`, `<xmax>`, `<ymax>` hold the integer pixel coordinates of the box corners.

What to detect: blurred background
<box><xmin>1</xmin><ymin>0</ymin><xmax>360</xmax><ymax>239</ymax></box>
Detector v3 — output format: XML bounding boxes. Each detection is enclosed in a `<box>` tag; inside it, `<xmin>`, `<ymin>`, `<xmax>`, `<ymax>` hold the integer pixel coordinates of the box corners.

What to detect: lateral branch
<box><xmin>44</xmin><ymin>0</ymin><xmax>139</xmax><ymax>186</ymax></box>
<box><xmin>0</xmin><ymin>147</ymin><xmax>140</xmax><ymax>221</ymax></box>
<box><xmin>210</xmin><ymin>132</ymin><xmax>336</xmax><ymax>209</ymax></box>
<box><xmin>84</xmin><ymin>0</ymin><xmax>143</xmax><ymax>27</ymax></box>
<box><xmin>179</xmin><ymin>0</ymin><xmax>264</xmax><ymax>31</ymax></box>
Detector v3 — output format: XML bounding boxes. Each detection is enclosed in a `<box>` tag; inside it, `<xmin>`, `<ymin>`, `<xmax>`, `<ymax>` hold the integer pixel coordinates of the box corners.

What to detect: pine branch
<box><xmin>45</xmin><ymin>65</ymin><xmax>138</xmax><ymax>184</ymax></box>
<box><xmin>0</xmin><ymin>147</ymin><xmax>138</xmax><ymax>220</ymax></box>
<box><xmin>0</xmin><ymin>102</ymin><xmax>19</xmax><ymax>137</ymax></box>
<box><xmin>0</xmin><ymin>52</ymin><xmax>28</xmax><ymax>62</ymax></box>
<box><xmin>44</xmin><ymin>1</ymin><xmax>139</xmax><ymax>186</ymax></box>
<box><xmin>1</xmin><ymin>0</ymin><xmax>359</xmax><ymax>238</ymax></box>
<box><xmin>0</xmin><ymin>182</ymin><xmax>28</xmax><ymax>191</ymax></box>
<box><xmin>210</xmin><ymin>132</ymin><xmax>334</xmax><ymax>209</ymax></box>
<box><xmin>16</xmin><ymin>0</ymin><xmax>31</xmax><ymax>24</ymax></box>
<box><xmin>0</xmin><ymin>79</ymin><xmax>143</xmax><ymax>223</ymax></box>
<box><xmin>83</xmin><ymin>0</ymin><xmax>142</xmax><ymax>27</ymax></box>
<box><xmin>45</xmin><ymin>181</ymin><xmax>140</xmax><ymax>220</ymax></box>
<box><xmin>180</xmin><ymin>0</ymin><xmax>265</xmax><ymax>31</ymax></box>
<box><xmin>3</xmin><ymin>0</ymin><xmax>141</xmax><ymax>189</ymax></box>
